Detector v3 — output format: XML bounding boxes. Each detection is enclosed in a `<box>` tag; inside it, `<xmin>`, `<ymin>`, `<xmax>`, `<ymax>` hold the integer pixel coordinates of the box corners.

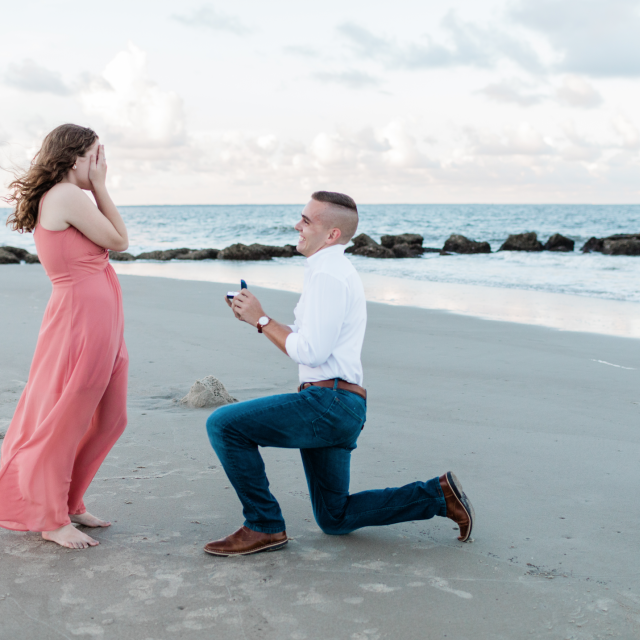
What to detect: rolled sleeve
<box><xmin>285</xmin><ymin>332</ymin><xmax>301</xmax><ymax>362</ymax></box>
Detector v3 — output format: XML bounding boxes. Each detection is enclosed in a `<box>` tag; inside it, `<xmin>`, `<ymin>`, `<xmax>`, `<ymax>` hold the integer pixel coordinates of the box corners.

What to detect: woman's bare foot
<box><xmin>70</xmin><ymin>511</ymin><xmax>111</xmax><ymax>528</ymax></box>
<box><xmin>42</xmin><ymin>524</ymin><xmax>99</xmax><ymax>549</ymax></box>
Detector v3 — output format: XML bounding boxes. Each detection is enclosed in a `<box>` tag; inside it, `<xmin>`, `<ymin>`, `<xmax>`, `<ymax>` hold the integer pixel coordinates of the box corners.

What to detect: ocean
<box><xmin>2</xmin><ymin>203</ymin><xmax>639</xmax><ymax>303</ymax></box>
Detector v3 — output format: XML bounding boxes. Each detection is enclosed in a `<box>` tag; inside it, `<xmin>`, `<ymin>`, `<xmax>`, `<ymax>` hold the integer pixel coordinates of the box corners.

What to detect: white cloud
<box><xmin>612</xmin><ymin>115</ymin><xmax>640</xmax><ymax>149</ymax></box>
<box><xmin>466</xmin><ymin>123</ymin><xmax>555</xmax><ymax>156</ymax></box>
<box><xmin>313</xmin><ymin>69</ymin><xmax>380</xmax><ymax>89</ymax></box>
<box><xmin>511</xmin><ymin>0</ymin><xmax>640</xmax><ymax>77</ymax></box>
<box><xmin>556</xmin><ymin>76</ymin><xmax>602</xmax><ymax>108</ymax></box>
<box><xmin>173</xmin><ymin>5</ymin><xmax>251</xmax><ymax>35</ymax></box>
<box><xmin>5</xmin><ymin>4</ymin><xmax>640</xmax><ymax>205</ymax></box>
<box><xmin>306</xmin><ymin>121</ymin><xmax>432</xmax><ymax>172</ymax></box>
<box><xmin>79</xmin><ymin>43</ymin><xmax>186</xmax><ymax>150</ymax></box>
<box><xmin>284</xmin><ymin>45</ymin><xmax>321</xmax><ymax>58</ymax></box>
<box><xmin>4</xmin><ymin>59</ymin><xmax>71</xmax><ymax>96</ymax></box>
<box><xmin>558</xmin><ymin>122</ymin><xmax>603</xmax><ymax>162</ymax></box>
<box><xmin>478</xmin><ymin>79</ymin><xmax>545</xmax><ymax>106</ymax></box>
<box><xmin>337</xmin><ymin>12</ymin><xmax>543</xmax><ymax>73</ymax></box>
<box><xmin>479</xmin><ymin>76</ymin><xmax>602</xmax><ymax>109</ymax></box>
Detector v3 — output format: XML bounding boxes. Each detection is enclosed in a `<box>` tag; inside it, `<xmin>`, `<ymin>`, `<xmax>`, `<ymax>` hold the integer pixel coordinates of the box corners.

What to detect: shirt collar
<box><xmin>305</xmin><ymin>243</ymin><xmax>346</xmax><ymax>269</ymax></box>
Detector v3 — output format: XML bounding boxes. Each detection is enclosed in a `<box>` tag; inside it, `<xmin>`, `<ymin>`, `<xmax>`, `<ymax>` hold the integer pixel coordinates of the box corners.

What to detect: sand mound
<box><xmin>180</xmin><ymin>375</ymin><xmax>237</xmax><ymax>409</ymax></box>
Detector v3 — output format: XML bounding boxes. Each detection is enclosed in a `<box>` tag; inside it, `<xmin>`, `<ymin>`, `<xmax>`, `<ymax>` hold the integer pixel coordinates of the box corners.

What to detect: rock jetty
<box><xmin>136</xmin><ymin>248</ymin><xmax>192</xmax><ymax>261</ymax></box>
<box><xmin>442</xmin><ymin>234</ymin><xmax>491</xmax><ymax>254</ymax></box>
<box><xmin>346</xmin><ymin>233</ymin><xmax>430</xmax><ymax>258</ymax></box>
<box><xmin>6</xmin><ymin>230</ymin><xmax>640</xmax><ymax>266</ymax></box>
<box><xmin>499</xmin><ymin>232</ymin><xmax>544</xmax><ymax>252</ymax></box>
<box><xmin>217</xmin><ymin>243</ymin><xmax>298</xmax><ymax>260</ymax></box>
<box><xmin>381</xmin><ymin>233</ymin><xmax>425</xmax><ymax>258</ymax></box>
<box><xmin>0</xmin><ymin>246</ymin><xmax>40</xmax><ymax>264</ymax></box>
<box><xmin>345</xmin><ymin>234</ymin><xmax>394</xmax><ymax>258</ymax></box>
<box><xmin>581</xmin><ymin>234</ymin><xmax>640</xmax><ymax>255</ymax></box>
<box><xmin>544</xmin><ymin>234</ymin><xmax>575</xmax><ymax>252</ymax></box>
<box><xmin>108</xmin><ymin>251</ymin><xmax>136</xmax><ymax>261</ymax></box>
<box><xmin>175</xmin><ymin>249</ymin><xmax>220</xmax><ymax>260</ymax></box>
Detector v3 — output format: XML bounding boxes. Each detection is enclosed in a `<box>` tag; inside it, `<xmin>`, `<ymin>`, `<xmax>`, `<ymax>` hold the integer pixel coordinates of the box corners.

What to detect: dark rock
<box><xmin>391</xmin><ymin>243</ymin><xmax>423</xmax><ymax>258</ymax></box>
<box><xmin>348</xmin><ymin>233</ymin><xmax>380</xmax><ymax>249</ymax></box>
<box><xmin>352</xmin><ymin>244</ymin><xmax>395</xmax><ymax>258</ymax></box>
<box><xmin>581</xmin><ymin>237</ymin><xmax>604</xmax><ymax>253</ymax></box>
<box><xmin>108</xmin><ymin>250</ymin><xmax>136</xmax><ymax>261</ymax></box>
<box><xmin>346</xmin><ymin>234</ymin><xmax>394</xmax><ymax>258</ymax></box>
<box><xmin>499</xmin><ymin>232</ymin><xmax>543</xmax><ymax>252</ymax></box>
<box><xmin>380</xmin><ymin>233</ymin><xmax>424</xmax><ymax>249</ymax></box>
<box><xmin>544</xmin><ymin>234</ymin><xmax>574</xmax><ymax>252</ymax></box>
<box><xmin>422</xmin><ymin>247</ymin><xmax>442</xmax><ymax>253</ymax></box>
<box><xmin>582</xmin><ymin>234</ymin><xmax>640</xmax><ymax>255</ymax></box>
<box><xmin>442</xmin><ymin>234</ymin><xmax>491</xmax><ymax>254</ymax></box>
<box><xmin>217</xmin><ymin>243</ymin><xmax>273</xmax><ymax>261</ymax></box>
<box><xmin>1</xmin><ymin>246</ymin><xmax>40</xmax><ymax>263</ymax></box>
<box><xmin>175</xmin><ymin>248</ymin><xmax>220</xmax><ymax>260</ymax></box>
<box><xmin>602</xmin><ymin>237</ymin><xmax>640</xmax><ymax>255</ymax></box>
<box><xmin>258</xmin><ymin>244</ymin><xmax>300</xmax><ymax>259</ymax></box>
<box><xmin>1</xmin><ymin>246</ymin><xmax>30</xmax><ymax>260</ymax></box>
<box><xmin>0</xmin><ymin>248</ymin><xmax>20</xmax><ymax>264</ymax></box>
<box><xmin>136</xmin><ymin>248</ymin><xmax>191</xmax><ymax>260</ymax></box>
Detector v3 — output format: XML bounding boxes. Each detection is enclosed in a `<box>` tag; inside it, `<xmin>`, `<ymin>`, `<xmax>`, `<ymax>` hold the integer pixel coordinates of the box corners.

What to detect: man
<box><xmin>204</xmin><ymin>191</ymin><xmax>474</xmax><ymax>556</ymax></box>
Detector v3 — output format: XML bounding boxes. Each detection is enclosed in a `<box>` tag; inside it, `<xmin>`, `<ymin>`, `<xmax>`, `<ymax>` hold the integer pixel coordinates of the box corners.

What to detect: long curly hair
<box><xmin>4</xmin><ymin>124</ymin><xmax>98</xmax><ymax>233</ymax></box>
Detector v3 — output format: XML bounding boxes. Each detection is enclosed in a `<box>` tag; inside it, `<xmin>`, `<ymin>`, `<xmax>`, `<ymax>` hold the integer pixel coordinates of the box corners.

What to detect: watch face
<box><xmin>259</xmin><ymin>316</ymin><xmax>270</xmax><ymax>325</ymax></box>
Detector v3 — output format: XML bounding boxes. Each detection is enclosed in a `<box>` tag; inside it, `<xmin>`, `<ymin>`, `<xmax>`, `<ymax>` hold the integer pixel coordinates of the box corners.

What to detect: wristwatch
<box><xmin>257</xmin><ymin>316</ymin><xmax>270</xmax><ymax>333</ymax></box>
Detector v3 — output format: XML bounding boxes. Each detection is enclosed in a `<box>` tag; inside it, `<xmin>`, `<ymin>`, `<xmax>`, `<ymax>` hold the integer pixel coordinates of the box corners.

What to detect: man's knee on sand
<box><xmin>312</xmin><ymin>503</ymin><xmax>353</xmax><ymax>536</ymax></box>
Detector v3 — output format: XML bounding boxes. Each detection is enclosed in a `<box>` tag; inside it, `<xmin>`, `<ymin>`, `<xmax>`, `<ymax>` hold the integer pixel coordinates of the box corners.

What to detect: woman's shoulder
<box><xmin>40</xmin><ymin>184</ymin><xmax>88</xmax><ymax>230</ymax></box>
<box><xmin>43</xmin><ymin>183</ymin><xmax>91</xmax><ymax>216</ymax></box>
<box><xmin>46</xmin><ymin>182</ymin><xmax>85</xmax><ymax>203</ymax></box>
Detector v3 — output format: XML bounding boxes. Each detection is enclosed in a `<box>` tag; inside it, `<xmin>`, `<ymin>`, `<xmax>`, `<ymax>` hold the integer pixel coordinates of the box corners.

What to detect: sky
<box><xmin>2</xmin><ymin>0</ymin><xmax>640</xmax><ymax>204</ymax></box>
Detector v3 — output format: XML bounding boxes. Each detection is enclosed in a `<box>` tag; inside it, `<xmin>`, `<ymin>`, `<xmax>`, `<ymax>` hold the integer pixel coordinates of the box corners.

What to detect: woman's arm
<box><xmin>85</xmin><ymin>145</ymin><xmax>128</xmax><ymax>251</ymax></box>
<box><xmin>44</xmin><ymin>145</ymin><xmax>129</xmax><ymax>251</ymax></box>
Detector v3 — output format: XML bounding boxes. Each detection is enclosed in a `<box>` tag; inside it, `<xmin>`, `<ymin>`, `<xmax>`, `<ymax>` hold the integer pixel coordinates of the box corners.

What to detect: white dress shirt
<box><xmin>285</xmin><ymin>244</ymin><xmax>367</xmax><ymax>386</ymax></box>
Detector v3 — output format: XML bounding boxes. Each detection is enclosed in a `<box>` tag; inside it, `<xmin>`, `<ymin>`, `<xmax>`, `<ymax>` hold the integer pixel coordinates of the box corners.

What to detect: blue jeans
<box><xmin>206</xmin><ymin>385</ymin><xmax>446</xmax><ymax>534</ymax></box>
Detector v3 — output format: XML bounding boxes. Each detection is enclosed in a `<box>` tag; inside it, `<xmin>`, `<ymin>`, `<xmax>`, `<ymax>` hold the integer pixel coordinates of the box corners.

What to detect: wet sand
<box><xmin>112</xmin><ymin>259</ymin><xmax>640</xmax><ymax>338</ymax></box>
<box><xmin>1</xmin><ymin>264</ymin><xmax>639</xmax><ymax>639</ymax></box>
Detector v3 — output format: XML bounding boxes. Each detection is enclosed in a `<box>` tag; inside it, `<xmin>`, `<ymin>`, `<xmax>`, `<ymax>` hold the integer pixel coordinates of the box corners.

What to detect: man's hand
<box><xmin>224</xmin><ymin>290</ymin><xmax>292</xmax><ymax>355</ymax></box>
<box><xmin>229</xmin><ymin>290</ymin><xmax>265</xmax><ymax>327</ymax></box>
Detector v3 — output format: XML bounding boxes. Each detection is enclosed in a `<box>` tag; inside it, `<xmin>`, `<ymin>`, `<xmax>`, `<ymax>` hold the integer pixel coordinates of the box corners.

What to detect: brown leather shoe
<box><xmin>203</xmin><ymin>526</ymin><xmax>288</xmax><ymax>557</ymax></box>
<box><xmin>439</xmin><ymin>471</ymin><xmax>475</xmax><ymax>542</ymax></box>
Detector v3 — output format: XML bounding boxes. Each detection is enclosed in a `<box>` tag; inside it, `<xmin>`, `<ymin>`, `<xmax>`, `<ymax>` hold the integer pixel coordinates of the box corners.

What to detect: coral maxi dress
<box><xmin>0</xmin><ymin>194</ymin><xmax>128</xmax><ymax>532</ymax></box>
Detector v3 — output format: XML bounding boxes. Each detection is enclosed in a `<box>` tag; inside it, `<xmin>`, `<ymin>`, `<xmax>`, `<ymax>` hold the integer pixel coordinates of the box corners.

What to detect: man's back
<box><xmin>286</xmin><ymin>244</ymin><xmax>367</xmax><ymax>386</ymax></box>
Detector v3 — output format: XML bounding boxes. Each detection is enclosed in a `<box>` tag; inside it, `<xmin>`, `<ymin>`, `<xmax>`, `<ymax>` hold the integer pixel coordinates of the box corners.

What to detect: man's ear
<box><xmin>328</xmin><ymin>227</ymin><xmax>342</xmax><ymax>242</ymax></box>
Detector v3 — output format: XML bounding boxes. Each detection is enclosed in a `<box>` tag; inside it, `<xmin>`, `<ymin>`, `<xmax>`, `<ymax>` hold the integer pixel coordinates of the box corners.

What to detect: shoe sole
<box><xmin>446</xmin><ymin>471</ymin><xmax>475</xmax><ymax>542</ymax></box>
<box><xmin>204</xmin><ymin>539</ymin><xmax>288</xmax><ymax>557</ymax></box>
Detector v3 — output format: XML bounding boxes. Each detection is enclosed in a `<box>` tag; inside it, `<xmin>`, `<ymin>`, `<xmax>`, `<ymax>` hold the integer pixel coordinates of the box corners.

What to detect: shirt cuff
<box><xmin>285</xmin><ymin>332</ymin><xmax>300</xmax><ymax>363</ymax></box>
<box><xmin>288</xmin><ymin>324</ymin><xmax>299</xmax><ymax>333</ymax></box>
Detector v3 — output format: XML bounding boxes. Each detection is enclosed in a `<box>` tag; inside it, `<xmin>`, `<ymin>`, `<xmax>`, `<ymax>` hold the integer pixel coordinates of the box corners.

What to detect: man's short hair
<box><xmin>311</xmin><ymin>191</ymin><xmax>359</xmax><ymax>244</ymax></box>
<box><xmin>311</xmin><ymin>191</ymin><xmax>358</xmax><ymax>213</ymax></box>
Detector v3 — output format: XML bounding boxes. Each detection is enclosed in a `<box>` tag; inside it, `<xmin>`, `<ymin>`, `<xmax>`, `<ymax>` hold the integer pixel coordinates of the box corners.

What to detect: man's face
<box><xmin>294</xmin><ymin>199</ymin><xmax>332</xmax><ymax>257</ymax></box>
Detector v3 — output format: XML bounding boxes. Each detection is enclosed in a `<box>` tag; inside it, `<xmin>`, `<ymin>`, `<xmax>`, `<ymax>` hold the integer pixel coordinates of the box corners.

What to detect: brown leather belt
<box><xmin>298</xmin><ymin>378</ymin><xmax>367</xmax><ymax>400</ymax></box>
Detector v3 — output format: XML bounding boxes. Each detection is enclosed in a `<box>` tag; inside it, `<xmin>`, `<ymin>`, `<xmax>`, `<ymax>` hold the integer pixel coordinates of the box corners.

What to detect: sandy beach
<box><xmin>1</xmin><ymin>263</ymin><xmax>639</xmax><ymax>639</ymax></box>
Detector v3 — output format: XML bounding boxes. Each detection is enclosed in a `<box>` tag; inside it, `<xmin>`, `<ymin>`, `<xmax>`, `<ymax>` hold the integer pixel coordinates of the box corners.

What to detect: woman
<box><xmin>0</xmin><ymin>123</ymin><xmax>129</xmax><ymax>549</ymax></box>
